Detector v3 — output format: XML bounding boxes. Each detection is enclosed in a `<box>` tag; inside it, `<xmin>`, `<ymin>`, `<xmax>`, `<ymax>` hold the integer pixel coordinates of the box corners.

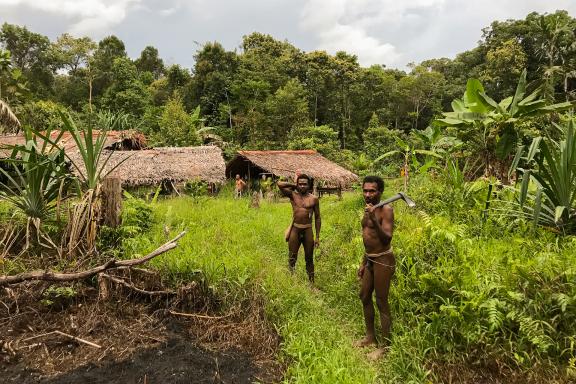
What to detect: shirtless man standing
<box><xmin>356</xmin><ymin>175</ymin><xmax>395</xmax><ymax>360</ymax></box>
<box><xmin>277</xmin><ymin>174</ymin><xmax>321</xmax><ymax>282</ymax></box>
<box><xmin>234</xmin><ymin>174</ymin><xmax>246</xmax><ymax>198</ymax></box>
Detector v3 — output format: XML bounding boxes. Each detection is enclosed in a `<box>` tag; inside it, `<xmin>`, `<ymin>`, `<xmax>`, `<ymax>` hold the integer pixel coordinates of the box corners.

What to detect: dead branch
<box><xmin>168</xmin><ymin>309</ymin><xmax>233</xmax><ymax>320</ymax></box>
<box><xmin>100</xmin><ymin>273</ymin><xmax>176</xmax><ymax>296</ymax></box>
<box><xmin>20</xmin><ymin>330</ymin><xmax>101</xmax><ymax>349</ymax></box>
<box><xmin>115</xmin><ymin>266</ymin><xmax>157</xmax><ymax>275</ymax></box>
<box><xmin>0</xmin><ymin>231</ymin><xmax>186</xmax><ymax>286</ymax></box>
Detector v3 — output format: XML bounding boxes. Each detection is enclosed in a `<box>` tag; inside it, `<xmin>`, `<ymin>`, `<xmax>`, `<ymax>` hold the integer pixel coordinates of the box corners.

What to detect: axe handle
<box><xmin>371</xmin><ymin>193</ymin><xmax>403</xmax><ymax>208</ymax></box>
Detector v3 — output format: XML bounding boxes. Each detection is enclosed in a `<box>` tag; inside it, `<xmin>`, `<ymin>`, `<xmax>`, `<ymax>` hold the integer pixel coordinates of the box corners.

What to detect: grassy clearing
<box><xmin>124</xmin><ymin>185</ymin><xmax>576</xmax><ymax>383</ymax></box>
<box><xmin>124</xmin><ymin>196</ymin><xmax>379</xmax><ymax>383</ymax></box>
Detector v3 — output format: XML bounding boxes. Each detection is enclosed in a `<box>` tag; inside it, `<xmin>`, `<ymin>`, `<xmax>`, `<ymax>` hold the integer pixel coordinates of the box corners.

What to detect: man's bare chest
<box><xmin>361</xmin><ymin>212</ymin><xmax>381</xmax><ymax>229</ymax></box>
<box><xmin>293</xmin><ymin>195</ymin><xmax>314</xmax><ymax>209</ymax></box>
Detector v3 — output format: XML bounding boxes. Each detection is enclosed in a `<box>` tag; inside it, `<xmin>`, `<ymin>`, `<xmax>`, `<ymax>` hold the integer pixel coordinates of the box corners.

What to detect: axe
<box><xmin>372</xmin><ymin>192</ymin><xmax>416</xmax><ymax>208</ymax></box>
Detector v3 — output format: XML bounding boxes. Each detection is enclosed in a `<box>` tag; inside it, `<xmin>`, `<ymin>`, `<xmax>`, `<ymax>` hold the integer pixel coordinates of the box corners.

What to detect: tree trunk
<box><xmin>314</xmin><ymin>93</ymin><xmax>318</xmax><ymax>127</ymax></box>
<box><xmin>101</xmin><ymin>178</ymin><xmax>122</xmax><ymax>228</ymax></box>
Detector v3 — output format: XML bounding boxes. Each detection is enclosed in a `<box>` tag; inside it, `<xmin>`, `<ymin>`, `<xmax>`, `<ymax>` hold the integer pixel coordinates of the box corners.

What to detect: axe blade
<box><xmin>398</xmin><ymin>192</ymin><xmax>416</xmax><ymax>207</ymax></box>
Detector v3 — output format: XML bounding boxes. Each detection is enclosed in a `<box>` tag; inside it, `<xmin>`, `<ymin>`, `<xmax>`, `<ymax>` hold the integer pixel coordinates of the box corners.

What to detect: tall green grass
<box><xmin>123</xmin><ymin>196</ymin><xmax>380</xmax><ymax>383</ymax></box>
<box><xmin>123</xmin><ymin>187</ymin><xmax>576</xmax><ymax>383</ymax></box>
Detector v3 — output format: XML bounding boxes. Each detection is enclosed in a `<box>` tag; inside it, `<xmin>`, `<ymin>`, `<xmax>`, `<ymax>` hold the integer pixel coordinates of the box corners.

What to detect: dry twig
<box><xmin>100</xmin><ymin>273</ymin><xmax>176</xmax><ymax>296</ymax></box>
<box><xmin>20</xmin><ymin>330</ymin><xmax>101</xmax><ymax>349</ymax></box>
<box><xmin>168</xmin><ymin>309</ymin><xmax>234</xmax><ymax>320</ymax></box>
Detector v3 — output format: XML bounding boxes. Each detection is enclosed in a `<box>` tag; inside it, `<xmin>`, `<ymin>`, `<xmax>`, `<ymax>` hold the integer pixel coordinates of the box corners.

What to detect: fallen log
<box><xmin>0</xmin><ymin>231</ymin><xmax>186</xmax><ymax>286</ymax></box>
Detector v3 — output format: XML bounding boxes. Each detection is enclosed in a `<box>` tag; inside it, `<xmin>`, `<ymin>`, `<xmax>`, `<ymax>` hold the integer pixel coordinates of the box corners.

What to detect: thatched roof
<box><xmin>226</xmin><ymin>150</ymin><xmax>358</xmax><ymax>187</ymax></box>
<box><xmin>0</xmin><ymin>130</ymin><xmax>146</xmax><ymax>158</ymax></box>
<box><xmin>68</xmin><ymin>146</ymin><xmax>226</xmax><ymax>187</ymax></box>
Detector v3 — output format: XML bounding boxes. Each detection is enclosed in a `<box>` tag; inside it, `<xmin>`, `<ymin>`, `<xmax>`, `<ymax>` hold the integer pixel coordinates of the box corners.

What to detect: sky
<box><xmin>0</xmin><ymin>0</ymin><xmax>575</xmax><ymax>70</ymax></box>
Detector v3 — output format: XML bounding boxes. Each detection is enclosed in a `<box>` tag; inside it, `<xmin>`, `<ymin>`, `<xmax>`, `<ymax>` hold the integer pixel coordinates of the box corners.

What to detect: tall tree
<box><xmin>0</xmin><ymin>23</ymin><xmax>54</xmax><ymax>97</ymax></box>
<box><xmin>91</xmin><ymin>35</ymin><xmax>127</xmax><ymax>99</ymax></box>
<box><xmin>264</xmin><ymin>78</ymin><xmax>310</xmax><ymax>146</ymax></box>
<box><xmin>332</xmin><ymin>51</ymin><xmax>360</xmax><ymax>149</ymax></box>
<box><xmin>349</xmin><ymin>65</ymin><xmax>397</xmax><ymax>145</ymax></box>
<box><xmin>397</xmin><ymin>65</ymin><xmax>445</xmax><ymax>131</ymax></box>
<box><xmin>189</xmin><ymin>42</ymin><xmax>238</xmax><ymax>126</ymax></box>
<box><xmin>101</xmin><ymin>57</ymin><xmax>150</xmax><ymax>117</ymax></box>
<box><xmin>51</xmin><ymin>33</ymin><xmax>96</xmax><ymax>73</ymax></box>
<box><xmin>529</xmin><ymin>11</ymin><xmax>576</xmax><ymax>101</ymax></box>
<box><xmin>166</xmin><ymin>64</ymin><xmax>191</xmax><ymax>92</ymax></box>
<box><xmin>135</xmin><ymin>46</ymin><xmax>164</xmax><ymax>79</ymax></box>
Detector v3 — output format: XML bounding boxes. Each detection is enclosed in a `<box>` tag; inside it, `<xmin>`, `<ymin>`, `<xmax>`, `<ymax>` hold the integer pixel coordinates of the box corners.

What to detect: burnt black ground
<box><xmin>4</xmin><ymin>337</ymin><xmax>260</xmax><ymax>384</ymax></box>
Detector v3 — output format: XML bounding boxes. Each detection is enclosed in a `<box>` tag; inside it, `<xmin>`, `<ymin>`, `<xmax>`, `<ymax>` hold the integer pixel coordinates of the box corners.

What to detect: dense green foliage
<box><xmin>117</xmin><ymin>180</ymin><xmax>575</xmax><ymax>382</ymax></box>
<box><xmin>1</xmin><ymin>10</ymin><xmax>575</xmax><ymax>382</ymax></box>
<box><xmin>1</xmin><ymin>11</ymin><xmax>575</xmax><ymax>169</ymax></box>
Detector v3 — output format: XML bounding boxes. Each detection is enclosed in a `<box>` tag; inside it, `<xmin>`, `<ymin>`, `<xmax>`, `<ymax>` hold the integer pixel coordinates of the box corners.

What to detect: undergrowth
<box><xmin>118</xmin><ymin>182</ymin><xmax>576</xmax><ymax>383</ymax></box>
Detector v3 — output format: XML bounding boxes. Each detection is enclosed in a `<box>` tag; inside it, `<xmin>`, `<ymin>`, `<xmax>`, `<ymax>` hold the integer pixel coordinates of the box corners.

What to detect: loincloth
<box><xmin>285</xmin><ymin>222</ymin><xmax>312</xmax><ymax>242</ymax></box>
<box><xmin>364</xmin><ymin>248</ymin><xmax>394</xmax><ymax>271</ymax></box>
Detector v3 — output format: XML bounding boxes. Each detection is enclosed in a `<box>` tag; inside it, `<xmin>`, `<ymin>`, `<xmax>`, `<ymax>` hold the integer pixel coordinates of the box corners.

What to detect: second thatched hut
<box><xmin>226</xmin><ymin>150</ymin><xmax>358</xmax><ymax>190</ymax></box>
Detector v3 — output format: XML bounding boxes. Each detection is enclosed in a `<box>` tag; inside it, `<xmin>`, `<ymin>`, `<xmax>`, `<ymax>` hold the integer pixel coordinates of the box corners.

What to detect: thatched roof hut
<box><xmin>0</xmin><ymin>130</ymin><xmax>146</xmax><ymax>158</ymax></box>
<box><xmin>226</xmin><ymin>150</ymin><xmax>358</xmax><ymax>188</ymax></box>
<box><xmin>68</xmin><ymin>146</ymin><xmax>226</xmax><ymax>187</ymax></box>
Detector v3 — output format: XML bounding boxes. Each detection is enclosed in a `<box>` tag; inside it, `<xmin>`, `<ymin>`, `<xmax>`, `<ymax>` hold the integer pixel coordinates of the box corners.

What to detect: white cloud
<box><xmin>159</xmin><ymin>7</ymin><xmax>177</xmax><ymax>16</ymax></box>
<box><xmin>0</xmin><ymin>0</ymin><xmax>141</xmax><ymax>35</ymax></box>
<box><xmin>1</xmin><ymin>0</ymin><xmax>575</xmax><ymax>69</ymax></box>
<box><xmin>300</xmin><ymin>0</ymin><xmax>576</xmax><ymax>68</ymax></box>
<box><xmin>300</xmin><ymin>0</ymin><xmax>446</xmax><ymax>67</ymax></box>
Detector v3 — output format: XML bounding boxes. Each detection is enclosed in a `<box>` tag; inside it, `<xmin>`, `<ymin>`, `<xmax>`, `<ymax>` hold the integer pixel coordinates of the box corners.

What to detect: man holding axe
<box><xmin>355</xmin><ymin>175</ymin><xmax>415</xmax><ymax>359</ymax></box>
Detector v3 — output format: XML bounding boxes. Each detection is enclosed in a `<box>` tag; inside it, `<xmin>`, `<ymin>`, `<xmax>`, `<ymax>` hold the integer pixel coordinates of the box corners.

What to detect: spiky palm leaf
<box><xmin>0</xmin><ymin>99</ymin><xmax>20</xmax><ymax>130</ymax></box>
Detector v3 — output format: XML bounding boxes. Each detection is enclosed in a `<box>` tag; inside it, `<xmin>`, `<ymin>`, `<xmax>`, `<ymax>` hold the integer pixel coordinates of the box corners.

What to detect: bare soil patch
<box><xmin>0</xmin><ymin>273</ymin><xmax>283</xmax><ymax>383</ymax></box>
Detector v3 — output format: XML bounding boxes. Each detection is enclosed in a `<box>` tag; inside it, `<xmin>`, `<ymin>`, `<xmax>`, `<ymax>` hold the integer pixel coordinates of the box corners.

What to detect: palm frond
<box><xmin>0</xmin><ymin>99</ymin><xmax>21</xmax><ymax>130</ymax></box>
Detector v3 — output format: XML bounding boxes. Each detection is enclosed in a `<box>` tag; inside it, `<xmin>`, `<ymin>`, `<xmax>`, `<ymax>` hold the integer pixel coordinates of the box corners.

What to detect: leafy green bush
<box><xmin>97</xmin><ymin>193</ymin><xmax>154</xmax><ymax>255</ymax></box>
<box><xmin>41</xmin><ymin>285</ymin><xmax>77</xmax><ymax>309</ymax></box>
<box><xmin>184</xmin><ymin>178</ymin><xmax>208</xmax><ymax>197</ymax></box>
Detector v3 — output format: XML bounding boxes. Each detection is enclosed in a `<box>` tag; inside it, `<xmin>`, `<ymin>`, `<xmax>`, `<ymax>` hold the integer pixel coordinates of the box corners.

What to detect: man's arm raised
<box><xmin>277</xmin><ymin>181</ymin><xmax>296</xmax><ymax>198</ymax></box>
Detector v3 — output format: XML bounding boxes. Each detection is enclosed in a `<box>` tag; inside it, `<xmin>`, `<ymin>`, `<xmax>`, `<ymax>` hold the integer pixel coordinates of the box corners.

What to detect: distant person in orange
<box><xmin>234</xmin><ymin>174</ymin><xmax>247</xmax><ymax>198</ymax></box>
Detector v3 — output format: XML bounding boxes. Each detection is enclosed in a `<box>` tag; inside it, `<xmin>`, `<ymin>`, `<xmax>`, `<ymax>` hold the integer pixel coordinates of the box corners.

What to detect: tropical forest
<box><xmin>0</xmin><ymin>8</ymin><xmax>576</xmax><ymax>384</ymax></box>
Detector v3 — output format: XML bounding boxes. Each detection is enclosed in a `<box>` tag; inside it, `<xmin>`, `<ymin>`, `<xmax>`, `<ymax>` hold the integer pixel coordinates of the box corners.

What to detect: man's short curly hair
<box><xmin>297</xmin><ymin>173</ymin><xmax>313</xmax><ymax>189</ymax></box>
<box><xmin>363</xmin><ymin>175</ymin><xmax>384</xmax><ymax>192</ymax></box>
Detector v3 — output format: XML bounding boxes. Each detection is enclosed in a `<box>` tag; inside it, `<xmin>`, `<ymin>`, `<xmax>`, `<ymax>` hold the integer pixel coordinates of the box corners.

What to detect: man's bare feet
<box><xmin>353</xmin><ymin>336</ymin><xmax>377</xmax><ymax>348</ymax></box>
<box><xmin>309</xmin><ymin>286</ymin><xmax>321</xmax><ymax>294</ymax></box>
<box><xmin>366</xmin><ymin>348</ymin><xmax>386</xmax><ymax>361</ymax></box>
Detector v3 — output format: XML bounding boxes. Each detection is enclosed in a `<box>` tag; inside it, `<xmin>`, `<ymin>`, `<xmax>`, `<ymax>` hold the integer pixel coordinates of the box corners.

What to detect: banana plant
<box><xmin>436</xmin><ymin>69</ymin><xmax>574</xmax><ymax>180</ymax></box>
<box><xmin>413</xmin><ymin>125</ymin><xmax>462</xmax><ymax>155</ymax></box>
<box><xmin>373</xmin><ymin>136</ymin><xmax>442</xmax><ymax>191</ymax></box>
<box><xmin>509</xmin><ymin>118</ymin><xmax>576</xmax><ymax>232</ymax></box>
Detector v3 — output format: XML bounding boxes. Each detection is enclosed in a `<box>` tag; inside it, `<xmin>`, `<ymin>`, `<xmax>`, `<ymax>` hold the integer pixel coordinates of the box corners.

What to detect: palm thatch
<box><xmin>226</xmin><ymin>150</ymin><xmax>358</xmax><ymax>187</ymax></box>
<box><xmin>0</xmin><ymin>100</ymin><xmax>20</xmax><ymax>131</ymax></box>
<box><xmin>0</xmin><ymin>130</ymin><xmax>146</xmax><ymax>158</ymax></box>
<box><xmin>68</xmin><ymin>146</ymin><xmax>226</xmax><ymax>187</ymax></box>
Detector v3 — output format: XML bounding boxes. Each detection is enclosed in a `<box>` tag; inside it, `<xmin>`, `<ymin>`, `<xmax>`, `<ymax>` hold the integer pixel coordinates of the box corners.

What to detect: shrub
<box><xmin>184</xmin><ymin>178</ymin><xmax>208</xmax><ymax>197</ymax></box>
